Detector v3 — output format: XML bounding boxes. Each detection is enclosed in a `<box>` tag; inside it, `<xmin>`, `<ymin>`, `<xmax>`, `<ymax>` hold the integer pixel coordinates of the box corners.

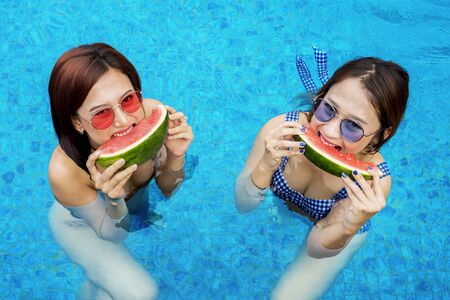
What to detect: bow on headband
<box><xmin>296</xmin><ymin>46</ymin><xmax>329</xmax><ymax>93</ymax></box>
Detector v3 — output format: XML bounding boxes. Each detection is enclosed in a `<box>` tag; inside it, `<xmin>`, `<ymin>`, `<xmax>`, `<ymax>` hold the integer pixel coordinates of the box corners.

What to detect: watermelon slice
<box><xmin>294</xmin><ymin>127</ymin><xmax>380</xmax><ymax>179</ymax></box>
<box><xmin>96</xmin><ymin>105</ymin><xmax>169</xmax><ymax>169</ymax></box>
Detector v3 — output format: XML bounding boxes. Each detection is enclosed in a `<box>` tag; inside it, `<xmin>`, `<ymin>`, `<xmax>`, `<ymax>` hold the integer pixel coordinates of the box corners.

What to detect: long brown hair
<box><xmin>49</xmin><ymin>43</ymin><xmax>141</xmax><ymax>172</ymax></box>
<box><xmin>308</xmin><ymin>57</ymin><xmax>409</xmax><ymax>153</ymax></box>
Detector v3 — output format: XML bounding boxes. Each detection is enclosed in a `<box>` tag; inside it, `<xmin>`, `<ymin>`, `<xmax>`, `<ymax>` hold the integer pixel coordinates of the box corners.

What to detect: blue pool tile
<box><xmin>416</xmin><ymin>280</ymin><xmax>432</xmax><ymax>292</ymax></box>
<box><xmin>2</xmin><ymin>171</ymin><xmax>15</xmax><ymax>184</ymax></box>
<box><xmin>400</xmin><ymin>157</ymin><xmax>408</xmax><ymax>166</ymax></box>
<box><xmin>16</xmin><ymin>163</ymin><xmax>24</xmax><ymax>174</ymax></box>
<box><xmin>31</xmin><ymin>141</ymin><xmax>40</xmax><ymax>153</ymax></box>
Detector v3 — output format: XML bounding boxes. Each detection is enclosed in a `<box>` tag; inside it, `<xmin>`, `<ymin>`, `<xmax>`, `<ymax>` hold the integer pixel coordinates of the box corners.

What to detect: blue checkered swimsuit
<box><xmin>270</xmin><ymin>111</ymin><xmax>391</xmax><ymax>234</ymax></box>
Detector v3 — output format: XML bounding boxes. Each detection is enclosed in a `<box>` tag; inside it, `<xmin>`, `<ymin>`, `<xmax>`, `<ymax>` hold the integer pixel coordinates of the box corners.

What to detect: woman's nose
<box><xmin>321</xmin><ymin>117</ymin><xmax>341</xmax><ymax>139</ymax></box>
<box><xmin>112</xmin><ymin>104</ymin><xmax>129</xmax><ymax>126</ymax></box>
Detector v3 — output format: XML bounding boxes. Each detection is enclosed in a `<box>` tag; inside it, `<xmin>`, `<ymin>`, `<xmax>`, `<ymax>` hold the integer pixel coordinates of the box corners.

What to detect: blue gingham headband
<box><xmin>296</xmin><ymin>46</ymin><xmax>329</xmax><ymax>93</ymax></box>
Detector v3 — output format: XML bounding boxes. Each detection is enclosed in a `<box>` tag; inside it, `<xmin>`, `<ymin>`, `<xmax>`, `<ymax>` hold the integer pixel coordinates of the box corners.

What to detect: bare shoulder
<box><xmin>259</xmin><ymin>113</ymin><xmax>287</xmax><ymax>136</ymax></box>
<box><xmin>142</xmin><ymin>98</ymin><xmax>163</xmax><ymax>116</ymax></box>
<box><xmin>369</xmin><ymin>151</ymin><xmax>386</xmax><ymax>165</ymax></box>
<box><xmin>368</xmin><ymin>152</ymin><xmax>390</xmax><ymax>174</ymax></box>
<box><xmin>48</xmin><ymin>146</ymin><xmax>96</xmax><ymax>207</ymax></box>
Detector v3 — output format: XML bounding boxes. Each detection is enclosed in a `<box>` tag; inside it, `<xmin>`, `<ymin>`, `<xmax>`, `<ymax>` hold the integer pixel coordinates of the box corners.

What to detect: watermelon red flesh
<box><xmin>294</xmin><ymin>127</ymin><xmax>379</xmax><ymax>179</ymax></box>
<box><xmin>100</xmin><ymin>108</ymin><xmax>163</xmax><ymax>154</ymax></box>
<box><xmin>96</xmin><ymin>106</ymin><xmax>169</xmax><ymax>169</ymax></box>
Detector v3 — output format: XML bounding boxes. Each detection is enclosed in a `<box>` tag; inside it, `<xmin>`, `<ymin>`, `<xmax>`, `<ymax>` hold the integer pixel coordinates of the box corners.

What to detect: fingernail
<box><xmin>367</xmin><ymin>166</ymin><xmax>372</xmax><ymax>171</ymax></box>
<box><xmin>341</xmin><ymin>172</ymin><xmax>347</xmax><ymax>178</ymax></box>
<box><xmin>299</xmin><ymin>142</ymin><xmax>306</xmax><ymax>147</ymax></box>
<box><xmin>299</xmin><ymin>149</ymin><xmax>305</xmax><ymax>154</ymax></box>
<box><xmin>300</xmin><ymin>128</ymin><xmax>306</xmax><ymax>133</ymax></box>
<box><xmin>352</xmin><ymin>170</ymin><xmax>358</xmax><ymax>176</ymax></box>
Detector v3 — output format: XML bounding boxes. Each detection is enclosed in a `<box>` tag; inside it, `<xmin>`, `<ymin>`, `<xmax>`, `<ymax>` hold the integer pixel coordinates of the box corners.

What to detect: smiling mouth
<box><xmin>112</xmin><ymin>125</ymin><xmax>134</xmax><ymax>138</ymax></box>
<box><xmin>319</xmin><ymin>132</ymin><xmax>342</xmax><ymax>151</ymax></box>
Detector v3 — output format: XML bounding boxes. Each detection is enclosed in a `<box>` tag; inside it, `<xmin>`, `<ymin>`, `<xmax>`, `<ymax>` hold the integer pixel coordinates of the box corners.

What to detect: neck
<box><xmin>356</xmin><ymin>151</ymin><xmax>376</xmax><ymax>162</ymax></box>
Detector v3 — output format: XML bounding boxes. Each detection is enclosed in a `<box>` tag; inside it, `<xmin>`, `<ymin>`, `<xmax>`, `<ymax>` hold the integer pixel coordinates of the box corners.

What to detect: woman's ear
<box><xmin>72</xmin><ymin>116</ymin><xmax>84</xmax><ymax>134</ymax></box>
<box><xmin>383</xmin><ymin>127</ymin><xmax>393</xmax><ymax>140</ymax></box>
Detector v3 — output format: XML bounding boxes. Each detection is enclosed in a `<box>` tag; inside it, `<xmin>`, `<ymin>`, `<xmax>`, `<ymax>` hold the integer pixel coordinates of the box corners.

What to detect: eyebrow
<box><xmin>88</xmin><ymin>89</ymin><xmax>133</xmax><ymax>113</ymax></box>
<box><xmin>326</xmin><ymin>97</ymin><xmax>368</xmax><ymax>126</ymax></box>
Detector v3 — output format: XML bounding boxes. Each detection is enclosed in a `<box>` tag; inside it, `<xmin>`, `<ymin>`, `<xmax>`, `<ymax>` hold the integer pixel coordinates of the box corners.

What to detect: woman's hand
<box><xmin>86</xmin><ymin>151</ymin><xmax>138</xmax><ymax>201</ymax></box>
<box><xmin>164</xmin><ymin>105</ymin><xmax>194</xmax><ymax>158</ymax></box>
<box><xmin>342</xmin><ymin>168</ymin><xmax>386</xmax><ymax>226</ymax></box>
<box><xmin>259</xmin><ymin>122</ymin><xmax>306</xmax><ymax>171</ymax></box>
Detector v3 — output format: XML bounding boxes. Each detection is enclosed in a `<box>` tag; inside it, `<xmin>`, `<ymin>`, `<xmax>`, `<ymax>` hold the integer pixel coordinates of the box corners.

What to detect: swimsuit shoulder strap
<box><xmin>285</xmin><ymin>110</ymin><xmax>301</xmax><ymax>122</ymax></box>
<box><xmin>376</xmin><ymin>161</ymin><xmax>391</xmax><ymax>179</ymax></box>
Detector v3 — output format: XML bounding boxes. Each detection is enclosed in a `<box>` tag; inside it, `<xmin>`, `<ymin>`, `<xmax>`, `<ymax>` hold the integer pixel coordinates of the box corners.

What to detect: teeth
<box><xmin>320</xmin><ymin>135</ymin><xmax>337</xmax><ymax>147</ymax></box>
<box><xmin>113</xmin><ymin>126</ymin><xmax>132</xmax><ymax>137</ymax></box>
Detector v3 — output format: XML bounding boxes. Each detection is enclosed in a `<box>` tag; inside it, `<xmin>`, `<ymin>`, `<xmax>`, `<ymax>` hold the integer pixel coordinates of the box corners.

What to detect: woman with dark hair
<box><xmin>48</xmin><ymin>43</ymin><xmax>193</xmax><ymax>299</ymax></box>
<box><xmin>235</xmin><ymin>50</ymin><xmax>409</xmax><ymax>299</ymax></box>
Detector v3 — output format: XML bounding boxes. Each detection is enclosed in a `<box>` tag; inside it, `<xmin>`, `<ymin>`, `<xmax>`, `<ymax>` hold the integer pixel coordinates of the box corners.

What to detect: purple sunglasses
<box><xmin>312</xmin><ymin>98</ymin><xmax>383</xmax><ymax>143</ymax></box>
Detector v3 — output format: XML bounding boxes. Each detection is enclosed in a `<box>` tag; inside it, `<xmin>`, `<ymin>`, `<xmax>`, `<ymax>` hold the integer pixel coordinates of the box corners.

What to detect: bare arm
<box><xmin>142</xmin><ymin>100</ymin><xmax>193</xmax><ymax>197</ymax></box>
<box><xmin>48</xmin><ymin>151</ymin><xmax>136</xmax><ymax>243</ymax></box>
<box><xmin>154</xmin><ymin>146</ymin><xmax>185</xmax><ymax>197</ymax></box>
<box><xmin>307</xmin><ymin>168</ymin><xmax>391</xmax><ymax>258</ymax></box>
<box><xmin>235</xmin><ymin>115</ymin><xmax>304</xmax><ymax>213</ymax></box>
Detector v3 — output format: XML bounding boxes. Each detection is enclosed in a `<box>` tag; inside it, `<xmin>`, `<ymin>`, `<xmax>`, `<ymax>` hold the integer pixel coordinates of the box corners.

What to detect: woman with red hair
<box><xmin>48</xmin><ymin>43</ymin><xmax>194</xmax><ymax>299</ymax></box>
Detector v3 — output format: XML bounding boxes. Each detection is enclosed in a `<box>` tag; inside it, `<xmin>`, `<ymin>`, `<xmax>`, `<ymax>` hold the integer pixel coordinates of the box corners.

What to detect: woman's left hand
<box><xmin>342</xmin><ymin>168</ymin><xmax>386</xmax><ymax>225</ymax></box>
<box><xmin>164</xmin><ymin>105</ymin><xmax>194</xmax><ymax>157</ymax></box>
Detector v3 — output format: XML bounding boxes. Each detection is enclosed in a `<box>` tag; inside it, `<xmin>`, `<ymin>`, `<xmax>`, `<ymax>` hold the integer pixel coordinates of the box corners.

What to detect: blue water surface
<box><xmin>0</xmin><ymin>0</ymin><xmax>449</xmax><ymax>299</ymax></box>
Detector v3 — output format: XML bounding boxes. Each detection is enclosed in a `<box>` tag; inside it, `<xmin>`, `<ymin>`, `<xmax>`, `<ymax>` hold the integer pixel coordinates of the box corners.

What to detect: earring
<box><xmin>79</xmin><ymin>129</ymin><xmax>85</xmax><ymax>135</ymax></box>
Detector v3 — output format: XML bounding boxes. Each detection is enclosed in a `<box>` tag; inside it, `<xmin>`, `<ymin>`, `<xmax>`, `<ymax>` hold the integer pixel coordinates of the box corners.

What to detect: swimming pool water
<box><xmin>0</xmin><ymin>0</ymin><xmax>448</xmax><ymax>298</ymax></box>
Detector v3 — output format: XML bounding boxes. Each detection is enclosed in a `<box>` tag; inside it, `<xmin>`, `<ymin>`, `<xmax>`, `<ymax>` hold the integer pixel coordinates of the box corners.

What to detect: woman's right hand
<box><xmin>86</xmin><ymin>151</ymin><xmax>138</xmax><ymax>201</ymax></box>
<box><xmin>259</xmin><ymin>121</ymin><xmax>306</xmax><ymax>171</ymax></box>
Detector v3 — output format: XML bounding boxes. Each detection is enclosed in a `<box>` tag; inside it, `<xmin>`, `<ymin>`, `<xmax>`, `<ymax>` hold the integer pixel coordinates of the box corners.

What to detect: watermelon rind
<box><xmin>96</xmin><ymin>106</ymin><xmax>169</xmax><ymax>170</ymax></box>
<box><xmin>293</xmin><ymin>133</ymin><xmax>377</xmax><ymax>180</ymax></box>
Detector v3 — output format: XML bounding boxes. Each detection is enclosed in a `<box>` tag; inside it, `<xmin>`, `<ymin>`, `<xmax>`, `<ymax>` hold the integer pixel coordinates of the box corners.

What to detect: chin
<box><xmin>88</xmin><ymin>136</ymin><xmax>107</xmax><ymax>149</ymax></box>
